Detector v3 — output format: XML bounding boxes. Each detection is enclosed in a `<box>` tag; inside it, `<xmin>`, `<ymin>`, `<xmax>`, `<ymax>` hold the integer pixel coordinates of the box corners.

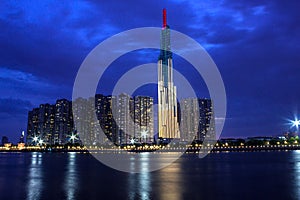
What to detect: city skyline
<box><xmin>1</xmin><ymin>1</ymin><xmax>300</xmax><ymax>142</ymax></box>
<box><xmin>24</xmin><ymin>93</ymin><xmax>214</xmax><ymax>146</ymax></box>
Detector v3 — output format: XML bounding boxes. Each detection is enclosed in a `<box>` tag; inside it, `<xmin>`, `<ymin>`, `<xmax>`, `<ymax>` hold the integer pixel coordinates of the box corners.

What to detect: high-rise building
<box><xmin>95</xmin><ymin>94</ymin><xmax>154</xmax><ymax>145</ymax></box>
<box><xmin>115</xmin><ymin>93</ymin><xmax>134</xmax><ymax>145</ymax></box>
<box><xmin>158</xmin><ymin>9</ymin><xmax>180</xmax><ymax>139</ymax></box>
<box><xmin>27</xmin><ymin>103</ymin><xmax>55</xmax><ymax>144</ymax></box>
<box><xmin>95</xmin><ymin>94</ymin><xmax>117</xmax><ymax>144</ymax></box>
<box><xmin>27</xmin><ymin>100</ymin><xmax>74</xmax><ymax>145</ymax></box>
<box><xmin>133</xmin><ymin>96</ymin><xmax>154</xmax><ymax>143</ymax></box>
<box><xmin>54</xmin><ymin>99</ymin><xmax>73</xmax><ymax>144</ymax></box>
<box><xmin>179</xmin><ymin>98</ymin><xmax>215</xmax><ymax>141</ymax></box>
<box><xmin>27</xmin><ymin>94</ymin><xmax>155</xmax><ymax>146</ymax></box>
<box><xmin>39</xmin><ymin>104</ymin><xmax>55</xmax><ymax>144</ymax></box>
<box><xmin>198</xmin><ymin>99</ymin><xmax>215</xmax><ymax>141</ymax></box>
<box><xmin>72</xmin><ymin>97</ymin><xmax>99</xmax><ymax>146</ymax></box>
<box><xmin>180</xmin><ymin>98</ymin><xmax>199</xmax><ymax>141</ymax></box>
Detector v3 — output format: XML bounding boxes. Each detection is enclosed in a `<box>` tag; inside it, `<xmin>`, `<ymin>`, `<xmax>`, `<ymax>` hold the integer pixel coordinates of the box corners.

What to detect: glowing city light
<box><xmin>289</xmin><ymin>117</ymin><xmax>300</xmax><ymax>129</ymax></box>
<box><xmin>293</xmin><ymin>119</ymin><xmax>300</xmax><ymax>128</ymax></box>
<box><xmin>141</xmin><ymin>130</ymin><xmax>148</xmax><ymax>138</ymax></box>
<box><xmin>70</xmin><ymin>134</ymin><xmax>78</xmax><ymax>143</ymax></box>
<box><xmin>70</xmin><ymin>135</ymin><xmax>76</xmax><ymax>140</ymax></box>
<box><xmin>33</xmin><ymin>136</ymin><xmax>39</xmax><ymax>142</ymax></box>
<box><xmin>38</xmin><ymin>139</ymin><xmax>44</xmax><ymax>145</ymax></box>
<box><xmin>130</xmin><ymin>138</ymin><xmax>135</xmax><ymax>144</ymax></box>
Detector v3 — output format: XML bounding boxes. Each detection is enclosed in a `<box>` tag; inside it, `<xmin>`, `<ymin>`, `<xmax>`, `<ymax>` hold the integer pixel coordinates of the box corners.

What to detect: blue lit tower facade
<box><xmin>158</xmin><ymin>9</ymin><xmax>180</xmax><ymax>139</ymax></box>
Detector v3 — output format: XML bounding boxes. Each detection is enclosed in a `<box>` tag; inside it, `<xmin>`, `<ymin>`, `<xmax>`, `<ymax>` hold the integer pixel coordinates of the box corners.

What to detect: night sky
<box><xmin>1</xmin><ymin>0</ymin><xmax>300</xmax><ymax>142</ymax></box>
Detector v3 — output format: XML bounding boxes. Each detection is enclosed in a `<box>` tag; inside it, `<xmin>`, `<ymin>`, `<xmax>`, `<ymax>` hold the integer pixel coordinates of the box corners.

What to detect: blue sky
<box><xmin>0</xmin><ymin>0</ymin><xmax>300</xmax><ymax>142</ymax></box>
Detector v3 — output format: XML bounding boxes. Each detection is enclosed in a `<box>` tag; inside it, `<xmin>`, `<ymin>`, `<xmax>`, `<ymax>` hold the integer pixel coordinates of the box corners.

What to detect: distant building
<box><xmin>94</xmin><ymin>94</ymin><xmax>154</xmax><ymax>145</ymax></box>
<box><xmin>179</xmin><ymin>98</ymin><xmax>215</xmax><ymax>141</ymax></box>
<box><xmin>198</xmin><ymin>99</ymin><xmax>215</xmax><ymax>141</ymax></box>
<box><xmin>27</xmin><ymin>99</ymin><xmax>74</xmax><ymax>145</ymax></box>
<box><xmin>19</xmin><ymin>131</ymin><xmax>25</xmax><ymax>143</ymax></box>
<box><xmin>27</xmin><ymin>103</ymin><xmax>55</xmax><ymax>144</ymax></box>
<box><xmin>133</xmin><ymin>96</ymin><xmax>154</xmax><ymax>143</ymax></box>
<box><xmin>1</xmin><ymin>136</ymin><xmax>8</xmax><ymax>146</ymax></box>
<box><xmin>26</xmin><ymin>94</ymin><xmax>156</xmax><ymax>146</ymax></box>
<box><xmin>115</xmin><ymin>93</ymin><xmax>134</xmax><ymax>145</ymax></box>
<box><xmin>95</xmin><ymin>94</ymin><xmax>117</xmax><ymax>144</ymax></box>
<box><xmin>54</xmin><ymin>99</ymin><xmax>73</xmax><ymax>144</ymax></box>
<box><xmin>179</xmin><ymin>98</ymin><xmax>199</xmax><ymax>141</ymax></box>
<box><xmin>72</xmin><ymin>97</ymin><xmax>98</xmax><ymax>146</ymax></box>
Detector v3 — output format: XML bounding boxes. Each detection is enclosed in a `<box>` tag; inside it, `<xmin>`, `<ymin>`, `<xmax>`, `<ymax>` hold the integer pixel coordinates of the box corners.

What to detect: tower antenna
<box><xmin>163</xmin><ymin>8</ymin><xmax>167</xmax><ymax>28</ymax></box>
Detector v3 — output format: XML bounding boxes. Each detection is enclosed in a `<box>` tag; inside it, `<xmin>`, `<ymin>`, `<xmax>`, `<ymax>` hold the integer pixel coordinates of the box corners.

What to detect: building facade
<box><xmin>198</xmin><ymin>99</ymin><xmax>215</xmax><ymax>141</ymax></box>
<box><xmin>133</xmin><ymin>96</ymin><xmax>154</xmax><ymax>143</ymax></box>
<box><xmin>95</xmin><ymin>94</ymin><xmax>117</xmax><ymax>144</ymax></box>
<box><xmin>158</xmin><ymin>9</ymin><xmax>180</xmax><ymax>139</ymax></box>
<box><xmin>27</xmin><ymin>100</ymin><xmax>74</xmax><ymax>145</ymax></box>
<box><xmin>54</xmin><ymin>99</ymin><xmax>73</xmax><ymax>144</ymax></box>
<box><xmin>179</xmin><ymin>98</ymin><xmax>216</xmax><ymax>142</ymax></box>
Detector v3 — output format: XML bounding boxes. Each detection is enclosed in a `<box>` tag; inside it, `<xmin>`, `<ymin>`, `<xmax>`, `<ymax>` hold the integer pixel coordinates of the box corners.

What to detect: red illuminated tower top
<box><xmin>163</xmin><ymin>8</ymin><xmax>167</xmax><ymax>28</ymax></box>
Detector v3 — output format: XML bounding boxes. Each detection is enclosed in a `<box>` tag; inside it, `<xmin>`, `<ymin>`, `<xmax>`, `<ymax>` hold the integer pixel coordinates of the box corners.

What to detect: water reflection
<box><xmin>27</xmin><ymin>152</ymin><xmax>43</xmax><ymax>200</ymax></box>
<box><xmin>128</xmin><ymin>153</ymin><xmax>151</xmax><ymax>200</ymax></box>
<box><xmin>64</xmin><ymin>152</ymin><xmax>78</xmax><ymax>200</ymax></box>
<box><xmin>157</xmin><ymin>156</ymin><xmax>182</xmax><ymax>200</ymax></box>
<box><xmin>293</xmin><ymin>150</ymin><xmax>300</xmax><ymax>199</ymax></box>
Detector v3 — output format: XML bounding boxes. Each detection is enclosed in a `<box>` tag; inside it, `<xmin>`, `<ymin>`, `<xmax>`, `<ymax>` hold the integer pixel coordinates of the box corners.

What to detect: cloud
<box><xmin>0</xmin><ymin>67</ymin><xmax>70</xmax><ymax>106</ymax></box>
<box><xmin>0</xmin><ymin>98</ymin><xmax>32</xmax><ymax>117</ymax></box>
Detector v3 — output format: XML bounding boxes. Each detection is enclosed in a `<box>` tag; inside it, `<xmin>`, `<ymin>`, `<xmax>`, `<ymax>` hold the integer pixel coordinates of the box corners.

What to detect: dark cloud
<box><xmin>0</xmin><ymin>98</ymin><xmax>32</xmax><ymax>117</ymax></box>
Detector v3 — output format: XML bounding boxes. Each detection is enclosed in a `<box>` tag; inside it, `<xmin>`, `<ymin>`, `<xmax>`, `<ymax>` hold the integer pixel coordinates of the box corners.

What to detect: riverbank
<box><xmin>1</xmin><ymin>144</ymin><xmax>300</xmax><ymax>153</ymax></box>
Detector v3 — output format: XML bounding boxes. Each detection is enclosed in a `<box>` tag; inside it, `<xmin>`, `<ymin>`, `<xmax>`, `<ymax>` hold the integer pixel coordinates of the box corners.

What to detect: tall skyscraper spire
<box><xmin>163</xmin><ymin>8</ymin><xmax>167</xmax><ymax>28</ymax></box>
<box><xmin>158</xmin><ymin>9</ymin><xmax>180</xmax><ymax>139</ymax></box>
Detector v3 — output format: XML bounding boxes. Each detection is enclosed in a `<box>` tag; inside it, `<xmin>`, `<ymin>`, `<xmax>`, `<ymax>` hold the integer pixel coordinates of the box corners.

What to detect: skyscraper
<box><xmin>115</xmin><ymin>93</ymin><xmax>134</xmax><ymax>145</ymax></box>
<box><xmin>72</xmin><ymin>97</ymin><xmax>98</xmax><ymax>146</ymax></box>
<box><xmin>95</xmin><ymin>94</ymin><xmax>117</xmax><ymax>144</ymax></box>
<box><xmin>27</xmin><ymin>100</ymin><xmax>74</xmax><ymax>145</ymax></box>
<box><xmin>198</xmin><ymin>99</ymin><xmax>215</xmax><ymax>141</ymax></box>
<box><xmin>180</xmin><ymin>98</ymin><xmax>199</xmax><ymax>141</ymax></box>
<box><xmin>27</xmin><ymin>103</ymin><xmax>55</xmax><ymax>144</ymax></box>
<box><xmin>158</xmin><ymin>9</ymin><xmax>180</xmax><ymax>139</ymax></box>
<box><xmin>133</xmin><ymin>96</ymin><xmax>154</xmax><ymax>143</ymax></box>
<box><xmin>54</xmin><ymin>99</ymin><xmax>73</xmax><ymax>144</ymax></box>
<box><xmin>179</xmin><ymin>98</ymin><xmax>216</xmax><ymax>141</ymax></box>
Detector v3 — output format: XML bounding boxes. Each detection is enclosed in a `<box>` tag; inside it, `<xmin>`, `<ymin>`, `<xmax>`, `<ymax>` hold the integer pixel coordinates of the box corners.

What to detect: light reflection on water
<box><xmin>128</xmin><ymin>153</ymin><xmax>151</xmax><ymax>200</ymax></box>
<box><xmin>5</xmin><ymin>151</ymin><xmax>299</xmax><ymax>200</ymax></box>
<box><xmin>158</xmin><ymin>160</ymin><xmax>182</xmax><ymax>200</ymax></box>
<box><xmin>127</xmin><ymin>153</ymin><xmax>183</xmax><ymax>200</ymax></box>
<box><xmin>65</xmin><ymin>152</ymin><xmax>78</xmax><ymax>200</ymax></box>
<box><xmin>27</xmin><ymin>152</ymin><xmax>43</xmax><ymax>200</ymax></box>
<box><xmin>292</xmin><ymin>150</ymin><xmax>300</xmax><ymax>199</ymax></box>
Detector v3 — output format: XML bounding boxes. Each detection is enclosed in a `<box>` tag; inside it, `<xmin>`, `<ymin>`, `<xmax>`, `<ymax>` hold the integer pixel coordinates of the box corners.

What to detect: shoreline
<box><xmin>1</xmin><ymin>145</ymin><xmax>300</xmax><ymax>153</ymax></box>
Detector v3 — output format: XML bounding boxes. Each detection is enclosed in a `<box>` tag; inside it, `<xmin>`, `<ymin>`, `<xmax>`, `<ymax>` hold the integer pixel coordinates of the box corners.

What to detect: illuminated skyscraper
<box><xmin>134</xmin><ymin>96</ymin><xmax>154</xmax><ymax>143</ymax></box>
<box><xmin>54</xmin><ymin>99</ymin><xmax>73</xmax><ymax>144</ymax></box>
<box><xmin>95</xmin><ymin>94</ymin><xmax>117</xmax><ymax>144</ymax></box>
<box><xmin>180</xmin><ymin>98</ymin><xmax>216</xmax><ymax>141</ymax></box>
<box><xmin>27</xmin><ymin>100</ymin><xmax>74</xmax><ymax>145</ymax></box>
<box><xmin>115</xmin><ymin>93</ymin><xmax>134</xmax><ymax>145</ymax></box>
<box><xmin>27</xmin><ymin>103</ymin><xmax>55</xmax><ymax>144</ymax></box>
<box><xmin>198</xmin><ymin>99</ymin><xmax>215</xmax><ymax>141</ymax></box>
<box><xmin>158</xmin><ymin>9</ymin><xmax>180</xmax><ymax>139</ymax></box>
